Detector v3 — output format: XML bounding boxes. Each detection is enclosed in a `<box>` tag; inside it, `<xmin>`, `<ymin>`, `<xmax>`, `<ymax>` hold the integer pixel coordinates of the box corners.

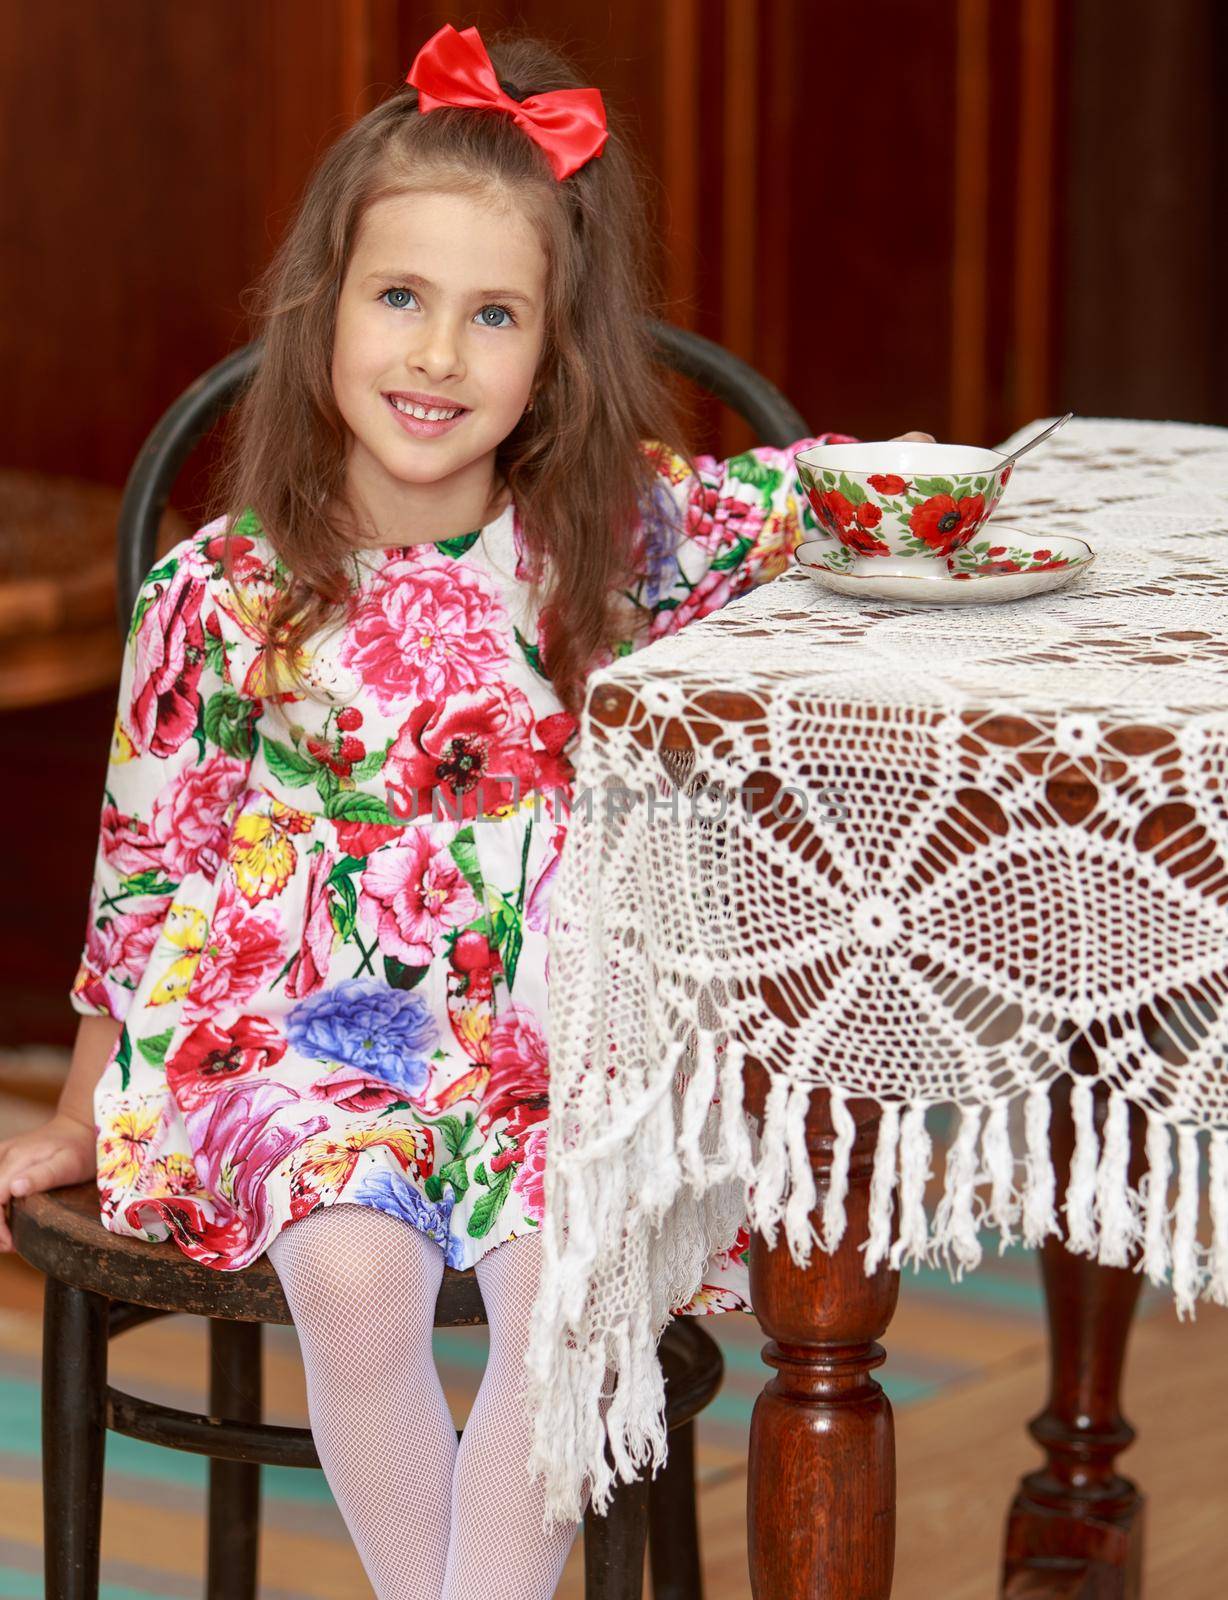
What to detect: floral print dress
<box><xmin>73</xmin><ymin>433</ymin><xmax>844</xmax><ymax>1315</ymax></box>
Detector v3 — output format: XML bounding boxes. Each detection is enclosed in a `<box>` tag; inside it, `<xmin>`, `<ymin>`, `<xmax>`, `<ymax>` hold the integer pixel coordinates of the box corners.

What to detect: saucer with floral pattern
<box><xmin>794</xmin><ymin>527</ymin><xmax>1095</xmax><ymax>605</ymax></box>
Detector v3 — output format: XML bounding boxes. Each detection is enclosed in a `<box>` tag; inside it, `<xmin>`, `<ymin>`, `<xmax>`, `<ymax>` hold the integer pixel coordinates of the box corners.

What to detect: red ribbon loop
<box><xmin>405</xmin><ymin>24</ymin><xmax>608</xmax><ymax>182</ymax></box>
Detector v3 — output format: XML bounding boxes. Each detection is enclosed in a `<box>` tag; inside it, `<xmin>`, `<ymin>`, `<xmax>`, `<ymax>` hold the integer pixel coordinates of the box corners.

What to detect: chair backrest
<box><xmin>116</xmin><ymin>322</ymin><xmax>811</xmax><ymax>627</ymax></box>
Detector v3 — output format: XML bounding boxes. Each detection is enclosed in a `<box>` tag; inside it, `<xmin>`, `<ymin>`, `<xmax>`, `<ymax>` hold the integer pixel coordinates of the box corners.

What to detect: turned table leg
<box><xmin>1002</xmin><ymin>1071</ymin><xmax>1146</xmax><ymax>1599</ymax></box>
<box><xmin>745</xmin><ymin>1069</ymin><xmax>899</xmax><ymax>1600</ymax></box>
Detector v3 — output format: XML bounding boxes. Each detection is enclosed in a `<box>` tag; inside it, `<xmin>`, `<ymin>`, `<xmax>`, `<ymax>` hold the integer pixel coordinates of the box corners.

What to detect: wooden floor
<box><xmin>2</xmin><ymin>1073</ymin><xmax>1227</xmax><ymax>1597</ymax></box>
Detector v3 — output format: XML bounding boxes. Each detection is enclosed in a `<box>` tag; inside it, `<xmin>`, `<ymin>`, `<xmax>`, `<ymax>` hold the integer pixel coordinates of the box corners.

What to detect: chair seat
<box><xmin>13</xmin><ymin>1181</ymin><xmax>488</xmax><ymax>1325</ymax></box>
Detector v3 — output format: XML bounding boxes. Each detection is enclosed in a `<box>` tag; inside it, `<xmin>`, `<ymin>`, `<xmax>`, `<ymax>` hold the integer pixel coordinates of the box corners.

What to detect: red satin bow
<box><xmin>405</xmin><ymin>24</ymin><xmax>608</xmax><ymax>182</ymax></box>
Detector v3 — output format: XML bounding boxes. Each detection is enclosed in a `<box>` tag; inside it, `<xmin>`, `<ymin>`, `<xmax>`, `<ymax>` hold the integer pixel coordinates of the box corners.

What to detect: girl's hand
<box><xmin>0</xmin><ymin>1111</ymin><xmax>97</xmax><ymax>1253</ymax></box>
<box><xmin>892</xmin><ymin>430</ymin><xmax>936</xmax><ymax>443</ymax></box>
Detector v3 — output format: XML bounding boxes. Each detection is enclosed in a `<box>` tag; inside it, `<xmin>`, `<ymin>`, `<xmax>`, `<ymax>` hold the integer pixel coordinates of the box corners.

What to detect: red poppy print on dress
<box><xmin>384</xmin><ymin>684</ymin><xmax>540</xmax><ymax>821</ymax></box>
<box><xmin>167</xmin><ymin>1015</ymin><xmax>288</xmax><ymax>1113</ymax></box>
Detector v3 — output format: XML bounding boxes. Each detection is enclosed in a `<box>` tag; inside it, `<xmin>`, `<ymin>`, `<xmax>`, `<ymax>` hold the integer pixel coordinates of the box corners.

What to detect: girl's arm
<box><xmin>630</xmin><ymin>432</ymin><xmax>856</xmax><ymax>643</ymax></box>
<box><xmin>70</xmin><ymin>527</ymin><xmax>261</xmax><ymax>1028</ymax></box>
<box><xmin>630</xmin><ymin>431</ymin><xmax>933</xmax><ymax>643</ymax></box>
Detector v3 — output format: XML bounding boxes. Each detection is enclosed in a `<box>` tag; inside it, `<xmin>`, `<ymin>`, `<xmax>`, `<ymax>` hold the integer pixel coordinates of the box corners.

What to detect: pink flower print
<box><xmin>76</xmin><ymin>903</ymin><xmax>164</xmax><ymax>1015</ymax></box>
<box><xmin>181</xmin><ymin>880</ymin><xmax>285</xmax><ymax>1023</ymax></box>
<box><xmin>100</xmin><ymin>806</ymin><xmax>166</xmax><ymax>878</ymax></box>
<box><xmin>284</xmin><ymin>847</ymin><xmax>336</xmax><ymax>999</ymax></box>
<box><xmin>305</xmin><ymin>1066</ymin><xmax>407</xmax><ymax>1115</ymax></box>
<box><xmin>685</xmin><ymin>473</ymin><xmax>768</xmax><ymax>555</ymax></box>
<box><xmin>185</xmin><ymin>1079</ymin><xmax>328</xmax><ymax>1249</ymax></box>
<box><xmin>482</xmin><ymin>1002</ymin><xmax>550</xmax><ymax>1130</ymax></box>
<box><xmin>649</xmin><ymin>564</ymin><xmax>737</xmax><ymax>640</ymax></box>
<box><xmin>129</xmin><ymin>562</ymin><xmax>207</xmax><ymax>757</ymax></box>
<box><xmin>525</xmin><ymin>825</ymin><xmax>565</xmax><ymax>934</ymax></box>
<box><xmin>512</xmin><ymin>1123</ymin><xmax>548</xmax><ymax>1221</ymax></box>
<box><xmin>340</xmin><ymin>558</ymin><xmax>509</xmax><ymax>712</ymax></box>
<box><xmin>151</xmin><ymin>752</ymin><xmax>248</xmax><ymax>880</ymax></box>
<box><xmin>360</xmin><ymin>826</ymin><xmax>478</xmax><ymax>966</ymax></box>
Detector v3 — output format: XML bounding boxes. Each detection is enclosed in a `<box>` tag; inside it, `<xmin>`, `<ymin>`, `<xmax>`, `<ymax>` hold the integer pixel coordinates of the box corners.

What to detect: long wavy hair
<box><xmin>211</xmin><ymin>33</ymin><xmax>687</xmax><ymax>716</ymax></box>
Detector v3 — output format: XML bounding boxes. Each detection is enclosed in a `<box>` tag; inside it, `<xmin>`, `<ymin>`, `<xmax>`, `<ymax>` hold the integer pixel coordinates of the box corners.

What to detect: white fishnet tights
<box><xmin>443</xmin><ymin>1227</ymin><xmax>582</xmax><ymax>1599</ymax></box>
<box><xmin>265</xmin><ymin>1202</ymin><xmax>456</xmax><ymax>1597</ymax></box>
<box><xmin>265</xmin><ymin>1202</ymin><xmax>583</xmax><ymax>1600</ymax></box>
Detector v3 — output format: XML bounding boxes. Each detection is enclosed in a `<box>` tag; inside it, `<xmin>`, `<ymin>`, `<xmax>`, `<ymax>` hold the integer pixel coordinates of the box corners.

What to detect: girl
<box><xmin>0</xmin><ymin>25</ymin><xmax>929</xmax><ymax>1599</ymax></box>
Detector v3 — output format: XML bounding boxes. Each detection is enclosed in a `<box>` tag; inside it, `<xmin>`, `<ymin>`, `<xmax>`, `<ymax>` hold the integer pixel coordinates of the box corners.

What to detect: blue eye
<box><xmin>381</xmin><ymin>287</ymin><xmax>417</xmax><ymax>310</ymax></box>
<box><xmin>477</xmin><ymin>304</ymin><xmax>514</xmax><ymax>328</ymax></box>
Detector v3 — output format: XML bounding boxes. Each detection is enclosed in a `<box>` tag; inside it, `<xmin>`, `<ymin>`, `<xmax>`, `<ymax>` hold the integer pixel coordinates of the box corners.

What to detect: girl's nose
<box><xmin>407</xmin><ymin>317</ymin><xmax>464</xmax><ymax>384</ymax></box>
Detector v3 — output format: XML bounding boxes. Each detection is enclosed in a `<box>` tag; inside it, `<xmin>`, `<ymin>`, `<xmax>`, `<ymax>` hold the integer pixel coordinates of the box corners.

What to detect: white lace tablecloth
<box><xmin>526</xmin><ymin>418</ymin><xmax>1228</xmax><ymax>1526</ymax></box>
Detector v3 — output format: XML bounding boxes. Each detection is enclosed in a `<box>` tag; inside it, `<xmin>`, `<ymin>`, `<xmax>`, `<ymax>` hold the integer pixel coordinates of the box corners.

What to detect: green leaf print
<box><xmin>434</xmin><ymin>1114</ymin><xmax>471</xmax><ymax>1159</ymax></box>
<box><xmin>262</xmin><ymin>737</ymin><xmax>317</xmax><ymax>788</ymax></box>
<box><xmin>513</xmin><ymin>625</ymin><xmax>549</xmax><ymax>680</ymax></box>
<box><xmin>232</xmin><ymin>508</ymin><xmax>263</xmax><ymax>539</ymax></box>
<box><xmin>490</xmin><ymin>892</ymin><xmax>524</xmax><ymax>992</ymax></box>
<box><xmin>350</xmin><ymin>739</ymin><xmax>394</xmax><ymax>781</ymax></box>
<box><xmin>435</xmin><ymin>1156</ymin><xmax>471</xmax><ymax>1200</ymax></box>
<box><xmin>115</xmin><ymin>1026</ymin><xmax>132</xmax><ymax>1093</ymax></box>
<box><xmin>136</xmin><ymin>1029</ymin><xmax>175</xmax><ymax>1068</ymax></box>
<box><xmin>383</xmin><ymin>955</ymin><xmax>429</xmax><ymax>990</ymax></box>
<box><xmin>434</xmin><ymin>529</ymin><xmax>482</xmax><ymax>558</ymax></box>
<box><xmin>118</xmin><ymin>869</ymin><xmax>178</xmax><ymax>900</ymax></box>
<box><xmin>468</xmin><ymin>1167</ymin><xmax>515</xmax><ymax>1238</ymax></box>
<box><xmin>204</xmin><ymin>689</ymin><xmax>257</xmax><ymax>760</ymax></box>
<box><xmin>127</xmin><ymin>557</ymin><xmax>180</xmax><ymax>642</ymax></box>
<box><xmin>913</xmin><ymin>477</ymin><xmax>955</xmax><ymax>497</ymax></box>
<box><xmin>726</xmin><ymin>453</ymin><xmax>784</xmax><ymax>504</ymax></box>
<box><xmin>707</xmin><ymin>535</ymin><xmax>755</xmax><ymax>573</ymax></box>
<box><xmin>328</xmin><ymin>873</ymin><xmax>359</xmax><ymax>942</ymax></box>
<box><xmin>203</xmin><ymin>631</ymin><xmax>227</xmax><ymax>677</ymax></box>
<box><xmin>324</xmin><ymin>790</ymin><xmax>398</xmax><ymax>825</ymax></box>
<box><xmin>515</xmin><ymin>822</ymin><xmax>533</xmax><ymax>912</ymax></box>
<box><xmin>448</xmin><ymin>829</ymin><xmax>486</xmax><ymax>901</ymax></box>
<box><xmin>837</xmin><ymin>472</ymin><xmax>868</xmax><ymax>506</ymax></box>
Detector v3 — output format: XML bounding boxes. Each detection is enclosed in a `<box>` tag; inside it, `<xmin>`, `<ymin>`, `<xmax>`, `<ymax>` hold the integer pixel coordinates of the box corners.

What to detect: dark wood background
<box><xmin>3</xmin><ymin>0</ymin><xmax>1225</xmax><ymax>1046</ymax></box>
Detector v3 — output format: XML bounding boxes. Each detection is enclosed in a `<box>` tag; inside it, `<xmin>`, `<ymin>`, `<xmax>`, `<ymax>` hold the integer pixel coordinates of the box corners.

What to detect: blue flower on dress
<box><xmin>286</xmin><ymin>978</ymin><xmax>439</xmax><ymax>1098</ymax></box>
<box><xmin>640</xmin><ymin>479</ymin><xmax>682</xmax><ymax>605</ymax></box>
<box><xmin>353</xmin><ymin>1167</ymin><xmax>465</xmax><ymax>1268</ymax></box>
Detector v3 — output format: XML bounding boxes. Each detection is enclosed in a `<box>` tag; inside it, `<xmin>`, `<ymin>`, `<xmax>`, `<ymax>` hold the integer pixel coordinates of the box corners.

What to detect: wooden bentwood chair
<box><xmin>12</xmin><ymin>321</ymin><xmax>811</xmax><ymax>1600</ymax></box>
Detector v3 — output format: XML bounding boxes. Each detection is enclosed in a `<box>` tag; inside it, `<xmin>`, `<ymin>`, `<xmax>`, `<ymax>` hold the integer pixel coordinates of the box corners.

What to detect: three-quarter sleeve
<box><xmin>630</xmin><ymin>434</ymin><xmax>856</xmax><ymax>642</ymax></box>
<box><xmin>71</xmin><ymin>531</ymin><xmax>262</xmax><ymax>1022</ymax></box>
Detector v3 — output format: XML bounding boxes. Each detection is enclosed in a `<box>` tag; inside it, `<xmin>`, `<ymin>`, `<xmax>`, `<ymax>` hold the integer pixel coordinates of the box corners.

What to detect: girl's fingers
<box><xmin>8</xmin><ymin>1154</ymin><xmax>66</xmax><ymax>1197</ymax></box>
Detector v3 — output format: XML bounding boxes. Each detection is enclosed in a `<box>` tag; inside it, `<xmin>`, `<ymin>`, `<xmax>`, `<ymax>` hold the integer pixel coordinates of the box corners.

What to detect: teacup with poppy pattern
<box><xmin>794</xmin><ymin>441</ymin><xmax>1014</xmax><ymax>575</ymax></box>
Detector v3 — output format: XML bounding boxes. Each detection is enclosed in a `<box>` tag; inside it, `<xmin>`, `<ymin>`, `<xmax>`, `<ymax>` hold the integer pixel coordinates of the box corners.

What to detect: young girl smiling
<box><xmin>0</xmin><ymin>24</ymin><xmax>929</xmax><ymax>1598</ymax></box>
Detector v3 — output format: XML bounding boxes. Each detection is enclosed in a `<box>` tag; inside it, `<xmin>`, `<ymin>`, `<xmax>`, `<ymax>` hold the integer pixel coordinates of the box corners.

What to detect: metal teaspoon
<box><xmin>996</xmin><ymin>411</ymin><xmax>1075</xmax><ymax>474</ymax></box>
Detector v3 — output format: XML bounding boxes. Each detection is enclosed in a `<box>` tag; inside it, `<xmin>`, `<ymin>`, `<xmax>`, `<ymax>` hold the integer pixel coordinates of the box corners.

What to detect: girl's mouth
<box><xmin>384</xmin><ymin>393</ymin><xmax>469</xmax><ymax>438</ymax></box>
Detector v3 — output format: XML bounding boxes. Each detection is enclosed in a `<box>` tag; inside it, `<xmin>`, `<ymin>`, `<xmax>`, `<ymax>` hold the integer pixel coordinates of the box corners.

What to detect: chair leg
<box><xmin>649</xmin><ymin>1420</ymin><xmax>703</xmax><ymax>1600</ymax></box>
<box><xmin>585</xmin><ymin>1472</ymin><xmax>650</xmax><ymax>1600</ymax></box>
<box><xmin>206</xmin><ymin>1319</ymin><xmax>263</xmax><ymax>1600</ymax></box>
<box><xmin>42</xmin><ymin>1276</ymin><xmax>109</xmax><ymax>1600</ymax></box>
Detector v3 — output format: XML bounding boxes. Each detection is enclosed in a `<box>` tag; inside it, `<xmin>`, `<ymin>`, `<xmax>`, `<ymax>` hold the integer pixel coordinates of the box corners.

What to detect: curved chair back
<box><xmin>116</xmin><ymin>322</ymin><xmax>810</xmax><ymax>626</ymax></box>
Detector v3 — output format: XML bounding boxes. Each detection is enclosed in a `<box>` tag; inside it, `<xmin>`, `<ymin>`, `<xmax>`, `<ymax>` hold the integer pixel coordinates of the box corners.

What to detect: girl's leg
<box><xmin>441</xmin><ymin>1229</ymin><xmax>585</xmax><ymax>1600</ymax></box>
<box><xmin>265</xmin><ymin>1201</ymin><xmax>457</xmax><ymax>1600</ymax></box>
